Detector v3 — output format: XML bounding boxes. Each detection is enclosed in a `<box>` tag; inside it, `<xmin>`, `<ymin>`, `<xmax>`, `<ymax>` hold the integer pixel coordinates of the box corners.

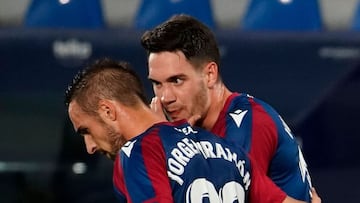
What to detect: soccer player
<box><xmin>141</xmin><ymin>14</ymin><xmax>315</xmax><ymax>201</ymax></box>
<box><xmin>65</xmin><ymin>58</ymin><xmax>320</xmax><ymax>203</ymax></box>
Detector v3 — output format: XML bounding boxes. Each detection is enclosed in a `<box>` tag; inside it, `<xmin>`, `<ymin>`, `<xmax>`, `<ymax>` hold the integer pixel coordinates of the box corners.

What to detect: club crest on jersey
<box><xmin>229</xmin><ymin>109</ymin><xmax>248</xmax><ymax>127</ymax></box>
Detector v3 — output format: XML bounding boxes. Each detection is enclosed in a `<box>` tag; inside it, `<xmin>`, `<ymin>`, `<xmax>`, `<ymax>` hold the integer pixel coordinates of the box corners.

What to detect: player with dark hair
<box><xmin>141</xmin><ymin>14</ymin><xmax>315</xmax><ymax>202</ymax></box>
<box><xmin>65</xmin><ymin>58</ymin><xmax>320</xmax><ymax>203</ymax></box>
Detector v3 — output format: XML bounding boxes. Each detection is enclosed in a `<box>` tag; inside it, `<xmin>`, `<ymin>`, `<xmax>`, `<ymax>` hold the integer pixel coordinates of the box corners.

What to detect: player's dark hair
<box><xmin>65</xmin><ymin>58</ymin><xmax>148</xmax><ymax>115</ymax></box>
<box><xmin>140</xmin><ymin>14</ymin><xmax>221</xmax><ymax>71</ymax></box>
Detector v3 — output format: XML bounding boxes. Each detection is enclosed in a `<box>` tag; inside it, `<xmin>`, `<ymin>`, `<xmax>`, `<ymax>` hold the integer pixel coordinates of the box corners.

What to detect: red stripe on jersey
<box><xmin>248</xmin><ymin>97</ymin><xmax>278</xmax><ymax>174</ymax></box>
<box><xmin>141</xmin><ymin>129</ymin><xmax>174</xmax><ymax>202</ymax></box>
<box><xmin>211</xmin><ymin>92</ymin><xmax>240</xmax><ymax>137</ymax></box>
<box><xmin>113</xmin><ymin>155</ymin><xmax>132</xmax><ymax>203</ymax></box>
<box><xmin>248</xmin><ymin>155</ymin><xmax>287</xmax><ymax>202</ymax></box>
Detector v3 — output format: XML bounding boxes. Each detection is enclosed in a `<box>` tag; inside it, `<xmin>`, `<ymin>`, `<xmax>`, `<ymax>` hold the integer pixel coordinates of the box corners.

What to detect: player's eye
<box><xmin>77</xmin><ymin>128</ymin><xmax>89</xmax><ymax>137</ymax></box>
<box><xmin>150</xmin><ymin>79</ymin><xmax>162</xmax><ymax>88</ymax></box>
<box><xmin>171</xmin><ymin>78</ymin><xmax>184</xmax><ymax>85</ymax></box>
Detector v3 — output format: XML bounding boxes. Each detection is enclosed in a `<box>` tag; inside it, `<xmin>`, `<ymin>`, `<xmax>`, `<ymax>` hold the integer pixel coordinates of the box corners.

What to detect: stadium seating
<box><xmin>24</xmin><ymin>0</ymin><xmax>105</xmax><ymax>28</ymax></box>
<box><xmin>134</xmin><ymin>0</ymin><xmax>216</xmax><ymax>30</ymax></box>
<box><xmin>352</xmin><ymin>1</ymin><xmax>360</xmax><ymax>30</ymax></box>
<box><xmin>241</xmin><ymin>0</ymin><xmax>322</xmax><ymax>31</ymax></box>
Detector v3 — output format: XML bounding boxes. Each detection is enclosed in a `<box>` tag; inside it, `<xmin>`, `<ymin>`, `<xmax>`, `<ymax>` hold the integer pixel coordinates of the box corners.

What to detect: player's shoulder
<box><xmin>231</xmin><ymin>93</ymin><xmax>267</xmax><ymax>105</ymax></box>
<box><xmin>119</xmin><ymin>127</ymin><xmax>166</xmax><ymax>162</ymax></box>
<box><xmin>225</xmin><ymin>93</ymin><xmax>282</xmax><ymax>129</ymax></box>
<box><xmin>120</xmin><ymin>124</ymin><xmax>164</xmax><ymax>155</ymax></box>
<box><xmin>225</xmin><ymin>93</ymin><xmax>255</xmax><ymax>112</ymax></box>
<box><xmin>230</xmin><ymin>93</ymin><xmax>277</xmax><ymax>112</ymax></box>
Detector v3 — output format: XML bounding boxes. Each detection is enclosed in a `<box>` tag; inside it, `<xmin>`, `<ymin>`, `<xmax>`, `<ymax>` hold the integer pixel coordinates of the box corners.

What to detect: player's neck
<box><xmin>201</xmin><ymin>83</ymin><xmax>232</xmax><ymax>131</ymax></box>
<box><xmin>121</xmin><ymin>105</ymin><xmax>166</xmax><ymax>140</ymax></box>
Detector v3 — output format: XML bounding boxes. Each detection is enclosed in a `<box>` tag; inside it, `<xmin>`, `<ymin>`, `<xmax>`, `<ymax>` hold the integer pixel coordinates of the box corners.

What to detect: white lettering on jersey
<box><xmin>279</xmin><ymin>115</ymin><xmax>294</xmax><ymax>139</ymax></box>
<box><xmin>298</xmin><ymin>146</ymin><xmax>309</xmax><ymax>182</ymax></box>
<box><xmin>167</xmin><ymin>138</ymin><xmax>250</xmax><ymax>189</ymax></box>
<box><xmin>174</xmin><ymin>126</ymin><xmax>198</xmax><ymax>135</ymax></box>
<box><xmin>229</xmin><ymin>109</ymin><xmax>248</xmax><ymax>127</ymax></box>
<box><xmin>279</xmin><ymin>116</ymin><xmax>312</xmax><ymax>195</ymax></box>
<box><xmin>121</xmin><ymin>140</ymin><xmax>137</xmax><ymax>157</ymax></box>
<box><xmin>298</xmin><ymin>146</ymin><xmax>313</xmax><ymax>194</ymax></box>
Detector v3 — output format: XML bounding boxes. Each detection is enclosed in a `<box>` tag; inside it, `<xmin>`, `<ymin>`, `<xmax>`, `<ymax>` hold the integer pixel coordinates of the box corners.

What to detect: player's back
<box><xmin>211</xmin><ymin>93</ymin><xmax>312</xmax><ymax>201</ymax></box>
<box><xmin>158</xmin><ymin>120</ymin><xmax>251</xmax><ymax>202</ymax></box>
<box><xmin>114</xmin><ymin>119</ymin><xmax>286</xmax><ymax>203</ymax></box>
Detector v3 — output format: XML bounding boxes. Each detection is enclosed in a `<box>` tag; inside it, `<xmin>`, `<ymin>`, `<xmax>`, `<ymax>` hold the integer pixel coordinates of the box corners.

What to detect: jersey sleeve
<box><xmin>250</xmin><ymin>97</ymin><xmax>312</xmax><ymax>201</ymax></box>
<box><xmin>113</xmin><ymin>131</ymin><xmax>174</xmax><ymax>203</ymax></box>
<box><xmin>248</xmin><ymin>98</ymin><xmax>279</xmax><ymax>173</ymax></box>
<box><xmin>248</xmin><ymin>155</ymin><xmax>287</xmax><ymax>203</ymax></box>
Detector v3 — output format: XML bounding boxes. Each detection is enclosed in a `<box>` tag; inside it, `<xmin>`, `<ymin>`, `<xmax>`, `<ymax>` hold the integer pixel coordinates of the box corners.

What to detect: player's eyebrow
<box><xmin>167</xmin><ymin>74</ymin><xmax>186</xmax><ymax>82</ymax></box>
<box><xmin>148</xmin><ymin>74</ymin><xmax>187</xmax><ymax>83</ymax></box>
<box><xmin>76</xmin><ymin>127</ymin><xmax>88</xmax><ymax>136</ymax></box>
<box><xmin>148</xmin><ymin>77</ymin><xmax>159</xmax><ymax>84</ymax></box>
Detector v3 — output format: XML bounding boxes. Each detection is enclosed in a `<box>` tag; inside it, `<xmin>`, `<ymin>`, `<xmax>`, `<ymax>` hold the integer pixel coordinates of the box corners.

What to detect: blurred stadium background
<box><xmin>1</xmin><ymin>0</ymin><xmax>360</xmax><ymax>202</ymax></box>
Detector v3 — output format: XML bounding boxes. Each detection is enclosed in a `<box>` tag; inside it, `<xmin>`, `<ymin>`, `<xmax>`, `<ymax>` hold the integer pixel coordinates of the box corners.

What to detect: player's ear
<box><xmin>204</xmin><ymin>62</ymin><xmax>218</xmax><ymax>88</ymax></box>
<box><xmin>98</xmin><ymin>99</ymin><xmax>117</xmax><ymax>121</ymax></box>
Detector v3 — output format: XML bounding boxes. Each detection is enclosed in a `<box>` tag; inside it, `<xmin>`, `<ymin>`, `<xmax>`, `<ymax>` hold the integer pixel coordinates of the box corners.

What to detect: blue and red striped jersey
<box><xmin>113</xmin><ymin>120</ymin><xmax>286</xmax><ymax>203</ymax></box>
<box><xmin>211</xmin><ymin>93</ymin><xmax>312</xmax><ymax>201</ymax></box>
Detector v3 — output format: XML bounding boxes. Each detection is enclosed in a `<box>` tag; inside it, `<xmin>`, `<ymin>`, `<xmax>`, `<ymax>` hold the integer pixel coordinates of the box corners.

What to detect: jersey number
<box><xmin>185</xmin><ymin>178</ymin><xmax>245</xmax><ymax>203</ymax></box>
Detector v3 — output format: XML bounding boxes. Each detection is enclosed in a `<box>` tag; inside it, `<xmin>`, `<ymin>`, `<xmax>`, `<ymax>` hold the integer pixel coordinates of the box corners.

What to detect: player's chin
<box><xmin>169</xmin><ymin>110</ymin><xmax>188</xmax><ymax>121</ymax></box>
<box><xmin>99</xmin><ymin>150</ymin><xmax>116</xmax><ymax>161</ymax></box>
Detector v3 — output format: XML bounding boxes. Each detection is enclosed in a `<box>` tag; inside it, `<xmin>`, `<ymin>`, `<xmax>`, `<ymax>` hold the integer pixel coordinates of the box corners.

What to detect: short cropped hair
<box><xmin>65</xmin><ymin>58</ymin><xmax>148</xmax><ymax>115</ymax></box>
<box><xmin>140</xmin><ymin>14</ymin><xmax>221</xmax><ymax>71</ymax></box>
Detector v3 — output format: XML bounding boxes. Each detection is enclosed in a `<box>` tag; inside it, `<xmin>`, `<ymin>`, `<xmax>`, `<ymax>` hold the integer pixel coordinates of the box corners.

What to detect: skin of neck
<box><xmin>116</xmin><ymin>102</ymin><xmax>166</xmax><ymax>141</ymax></box>
<box><xmin>199</xmin><ymin>81</ymin><xmax>232</xmax><ymax>131</ymax></box>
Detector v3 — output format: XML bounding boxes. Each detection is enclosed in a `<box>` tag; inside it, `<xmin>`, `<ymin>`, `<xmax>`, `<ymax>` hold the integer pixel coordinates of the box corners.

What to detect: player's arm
<box><xmin>248</xmin><ymin>153</ymin><xmax>287</xmax><ymax>203</ymax></box>
<box><xmin>249</xmin><ymin>98</ymin><xmax>313</xmax><ymax>201</ymax></box>
<box><xmin>247</xmin><ymin>104</ymin><xmax>278</xmax><ymax>174</ymax></box>
<box><xmin>283</xmin><ymin>188</ymin><xmax>321</xmax><ymax>203</ymax></box>
<box><xmin>311</xmin><ymin>188</ymin><xmax>321</xmax><ymax>203</ymax></box>
<box><xmin>249</xmin><ymin>153</ymin><xmax>320</xmax><ymax>203</ymax></box>
<box><xmin>250</xmin><ymin>166</ymin><xmax>321</xmax><ymax>203</ymax></box>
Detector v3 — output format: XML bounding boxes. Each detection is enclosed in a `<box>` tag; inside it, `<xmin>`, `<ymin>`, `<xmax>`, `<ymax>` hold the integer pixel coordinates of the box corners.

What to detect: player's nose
<box><xmin>84</xmin><ymin>136</ymin><xmax>97</xmax><ymax>154</ymax></box>
<box><xmin>160</xmin><ymin>86</ymin><xmax>176</xmax><ymax>104</ymax></box>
